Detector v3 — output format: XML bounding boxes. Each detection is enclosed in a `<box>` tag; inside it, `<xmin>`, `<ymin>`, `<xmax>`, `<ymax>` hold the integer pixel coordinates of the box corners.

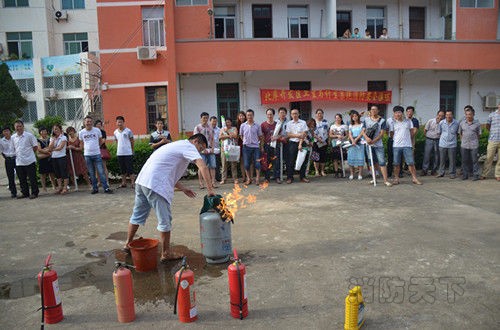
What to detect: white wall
<box><xmin>180</xmin><ymin>69</ymin><xmax>500</xmax><ymax>131</ymax></box>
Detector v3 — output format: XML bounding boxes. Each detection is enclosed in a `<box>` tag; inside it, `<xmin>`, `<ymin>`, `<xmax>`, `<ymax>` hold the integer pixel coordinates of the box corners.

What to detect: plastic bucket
<box><xmin>128</xmin><ymin>238</ymin><xmax>159</xmax><ymax>272</ymax></box>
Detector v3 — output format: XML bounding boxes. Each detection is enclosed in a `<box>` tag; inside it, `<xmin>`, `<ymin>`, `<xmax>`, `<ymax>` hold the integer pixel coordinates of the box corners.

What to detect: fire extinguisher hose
<box><xmin>173</xmin><ymin>257</ymin><xmax>187</xmax><ymax>315</ymax></box>
<box><xmin>40</xmin><ymin>268</ymin><xmax>45</xmax><ymax>330</ymax></box>
<box><xmin>236</xmin><ymin>261</ymin><xmax>243</xmax><ymax>320</ymax></box>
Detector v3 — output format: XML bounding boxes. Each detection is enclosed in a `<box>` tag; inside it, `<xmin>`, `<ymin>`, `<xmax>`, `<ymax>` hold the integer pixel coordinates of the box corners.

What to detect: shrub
<box><xmin>33</xmin><ymin>116</ymin><xmax>65</xmax><ymax>134</ymax></box>
<box><xmin>106</xmin><ymin>139</ymin><xmax>153</xmax><ymax>177</ymax></box>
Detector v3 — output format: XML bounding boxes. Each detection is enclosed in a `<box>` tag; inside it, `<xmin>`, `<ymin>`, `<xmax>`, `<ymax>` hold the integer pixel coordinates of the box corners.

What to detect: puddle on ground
<box><xmin>0</xmin><ymin>245</ymin><xmax>233</xmax><ymax>306</ymax></box>
<box><xmin>105</xmin><ymin>232</ymin><xmax>128</xmax><ymax>241</ymax></box>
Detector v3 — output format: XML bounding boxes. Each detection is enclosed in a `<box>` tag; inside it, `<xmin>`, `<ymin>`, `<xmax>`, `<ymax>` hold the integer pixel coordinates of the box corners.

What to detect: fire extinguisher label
<box><xmin>189</xmin><ymin>306</ymin><xmax>197</xmax><ymax>318</ymax></box>
<box><xmin>180</xmin><ymin>280</ymin><xmax>189</xmax><ymax>290</ymax></box>
<box><xmin>52</xmin><ymin>279</ymin><xmax>62</xmax><ymax>305</ymax></box>
<box><xmin>243</xmin><ymin>274</ymin><xmax>247</xmax><ymax>300</ymax></box>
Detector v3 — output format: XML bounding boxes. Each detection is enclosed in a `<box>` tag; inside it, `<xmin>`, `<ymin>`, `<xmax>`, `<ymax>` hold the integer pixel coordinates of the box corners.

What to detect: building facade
<box><xmin>0</xmin><ymin>0</ymin><xmax>99</xmax><ymax>127</ymax></box>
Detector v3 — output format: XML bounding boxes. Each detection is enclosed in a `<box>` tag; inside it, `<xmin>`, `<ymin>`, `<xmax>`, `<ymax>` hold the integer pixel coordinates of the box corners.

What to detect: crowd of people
<box><xmin>1</xmin><ymin>103</ymin><xmax>499</xmax><ymax>199</ymax></box>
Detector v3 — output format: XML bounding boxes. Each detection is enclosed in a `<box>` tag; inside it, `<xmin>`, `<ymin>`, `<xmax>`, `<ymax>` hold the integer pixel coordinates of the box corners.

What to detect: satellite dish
<box><xmin>55</xmin><ymin>11</ymin><xmax>63</xmax><ymax>18</ymax></box>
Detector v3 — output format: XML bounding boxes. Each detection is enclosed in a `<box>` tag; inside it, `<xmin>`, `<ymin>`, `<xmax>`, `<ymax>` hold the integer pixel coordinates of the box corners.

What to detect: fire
<box><xmin>216</xmin><ymin>182</ymin><xmax>269</xmax><ymax>222</ymax></box>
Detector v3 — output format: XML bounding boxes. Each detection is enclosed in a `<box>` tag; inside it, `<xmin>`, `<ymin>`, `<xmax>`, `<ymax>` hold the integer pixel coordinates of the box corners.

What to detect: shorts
<box><xmin>366</xmin><ymin>146</ymin><xmax>386</xmax><ymax>166</ymax></box>
<box><xmin>52</xmin><ymin>156</ymin><xmax>69</xmax><ymax>179</ymax></box>
<box><xmin>393</xmin><ymin>147</ymin><xmax>414</xmax><ymax>166</ymax></box>
<box><xmin>118</xmin><ymin>155</ymin><xmax>134</xmax><ymax>174</ymax></box>
<box><xmin>130</xmin><ymin>184</ymin><xmax>172</xmax><ymax>232</ymax></box>
<box><xmin>201</xmin><ymin>153</ymin><xmax>216</xmax><ymax>169</ymax></box>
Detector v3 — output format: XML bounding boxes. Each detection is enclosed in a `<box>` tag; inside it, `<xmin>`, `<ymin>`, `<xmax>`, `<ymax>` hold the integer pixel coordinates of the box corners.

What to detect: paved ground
<box><xmin>0</xmin><ymin>161</ymin><xmax>499</xmax><ymax>329</ymax></box>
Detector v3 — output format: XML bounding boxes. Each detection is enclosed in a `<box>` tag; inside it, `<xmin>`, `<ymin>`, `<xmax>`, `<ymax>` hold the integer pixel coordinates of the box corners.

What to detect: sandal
<box><xmin>60</xmin><ymin>189</ymin><xmax>68</xmax><ymax>195</ymax></box>
<box><xmin>412</xmin><ymin>180</ymin><xmax>422</xmax><ymax>185</ymax></box>
<box><xmin>160</xmin><ymin>253</ymin><xmax>183</xmax><ymax>263</ymax></box>
<box><xmin>392</xmin><ymin>180</ymin><xmax>400</xmax><ymax>185</ymax></box>
<box><xmin>244</xmin><ymin>180</ymin><xmax>251</xmax><ymax>185</ymax></box>
<box><xmin>121</xmin><ymin>246</ymin><xmax>131</xmax><ymax>255</ymax></box>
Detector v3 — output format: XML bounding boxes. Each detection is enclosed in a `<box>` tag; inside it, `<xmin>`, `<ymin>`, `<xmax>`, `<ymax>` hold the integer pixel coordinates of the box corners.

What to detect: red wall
<box><xmin>174</xmin><ymin>2</ymin><xmax>212</xmax><ymax>40</ymax></box>
<box><xmin>102</xmin><ymin>88</ymin><xmax>147</xmax><ymax>135</ymax></box>
<box><xmin>456</xmin><ymin>0</ymin><xmax>499</xmax><ymax>40</ymax></box>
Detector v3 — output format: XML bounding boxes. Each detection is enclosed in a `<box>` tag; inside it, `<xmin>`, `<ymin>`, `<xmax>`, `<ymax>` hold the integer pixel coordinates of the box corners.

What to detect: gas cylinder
<box><xmin>228</xmin><ymin>249</ymin><xmax>248</xmax><ymax>319</ymax></box>
<box><xmin>113</xmin><ymin>262</ymin><xmax>135</xmax><ymax>323</ymax></box>
<box><xmin>344</xmin><ymin>286</ymin><xmax>365</xmax><ymax>330</ymax></box>
<box><xmin>174</xmin><ymin>257</ymin><xmax>197</xmax><ymax>323</ymax></box>
<box><xmin>37</xmin><ymin>254</ymin><xmax>63</xmax><ymax>325</ymax></box>
<box><xmin>200</xmin><ymin>209</ymin><xmax>232</xmax><ymax>264</ymax></box>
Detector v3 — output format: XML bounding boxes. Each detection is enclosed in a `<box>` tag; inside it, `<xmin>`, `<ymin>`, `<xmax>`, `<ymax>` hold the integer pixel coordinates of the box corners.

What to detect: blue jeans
<box><xmin>242</xmin><ymin>145</ymin><xmax>261</xmax><ymax>171</ymax></box>
<box><xmin>366</xmin><ymin>145</ymin><xmax>386</xmax><ymax>166</ymax></box>
<box><xmin>130</xmin><ymin>184</ymin><xmax>172</xmax><ymax>232</ymax></box>
<box><xmin>85</xmin><ymin>154</ymin><xmax>109</xmax><ymax>190</ymax></box>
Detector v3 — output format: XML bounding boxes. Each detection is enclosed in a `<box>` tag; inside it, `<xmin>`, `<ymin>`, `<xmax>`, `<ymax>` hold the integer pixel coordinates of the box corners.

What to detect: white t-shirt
<box><xmin>136</xmin><ymin>140</ymin><xmax>201</xmax><ymax>204</ymax></box>
<box><xmin>50</xmin><ymin>135</ymin><xmax>67</xmax><ymax>158</ymax></box>
<box><xmin>390</xmin><ymin>119</ymin><xmax>414</xmax><ymax>148</ymax></box>
<box><xmin>79</xmin><ymin>127</ymin><xmax>102</xmax><ymax>156</ymax></box>
<box><xmin>114</xmin><ymin>127</ymin><xmax>134</xmax><ymax>156</ymax></box>
<box><xmin>286</xmin><ymin>119</ymin><xmax>308</xmax><ymax>143</ymax></box>
<box><xmin>12</xmin><ymin>131</ymin><xmax>37</xmax><ymax>166</ymax></box>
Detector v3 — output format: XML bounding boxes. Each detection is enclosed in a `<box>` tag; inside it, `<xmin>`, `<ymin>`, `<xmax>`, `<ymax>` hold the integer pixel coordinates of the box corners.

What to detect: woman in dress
<box><xmin>48</xmin><ymin>124</ymin><xmax>69</xmax><ymax>194</ymax></box>
<box><xmin>313</xmin><ymin>109</ymin><xmax>329</xmax><ymax>177</ymax></box>
<box><xmin>219</xmin><ymin>117</ymin><xmax>239</xmax><ymax>185</ymax></box>
<box><xmin>236</xmin><ymin>111</ymin><xmax>247</xmax><ymax>183</ymax></box>
<box><xmin>37</xmin><ymin>127</ymin><xmax>56</xmax><ymax>192</ymax></box>
<box><xmin>66</xmin><ymin>126</ymin><xmax>91</xmax><ymax>188</ymax></box>
<box><xmin>329</xmin><ymin>114</ymin><xmax>348</xmax><ymax>178</ymax></box>
<box><xmin>347</xmin><ymin>110</ymin><xmax>366</xmax><ymax>180</ymax></box>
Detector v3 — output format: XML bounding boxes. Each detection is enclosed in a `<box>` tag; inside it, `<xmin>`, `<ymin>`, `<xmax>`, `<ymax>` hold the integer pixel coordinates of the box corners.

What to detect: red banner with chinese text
<box><xmin>260</xmin><ymin>89</ymin><xmax>392</xmax><ymax>104</ymax></box>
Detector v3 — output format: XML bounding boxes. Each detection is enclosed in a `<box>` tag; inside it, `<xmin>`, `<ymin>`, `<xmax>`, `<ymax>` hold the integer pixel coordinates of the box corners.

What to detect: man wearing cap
<box><xmin>388</xmin><ymin>106</ymin><xmax>422</xmax><ymax>185</ymax></box>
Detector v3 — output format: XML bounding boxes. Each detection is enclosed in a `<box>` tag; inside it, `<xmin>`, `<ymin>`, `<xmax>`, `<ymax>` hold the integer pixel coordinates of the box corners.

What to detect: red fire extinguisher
<box><xmin>113</xmin><ymin>262</ymin><xmax>135</xmax><ymax>323</ymax></box>
<box><xmin>174</xmin><ymin>257</ymin><xmax>197</xmax><ymax>323</ymax></box>
<box><xmin>228</xmin><ymin>249</ymin><xmax>248</xmax><ymax>319</ymax></box>
<box><xmin>37</xmin><ymin>254</ymin><xmax>63</xmax><ymax>328</ymax></box>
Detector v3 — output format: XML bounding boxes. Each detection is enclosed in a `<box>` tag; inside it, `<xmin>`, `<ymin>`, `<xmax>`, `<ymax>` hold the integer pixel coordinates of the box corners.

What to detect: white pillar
<box><xmin>452</xmin><ymin>0</ymin><xmax>457</xmax><ymax>40</ymax></box>
<box><xmin>32</xmin><ymin>57</ymin><xmax>46</xmax><ymax>120</ymax></box>
<box><xmin>325</xmin><ymin>0</ymin><xmax>337</xmax><ymax>39</ymax></box>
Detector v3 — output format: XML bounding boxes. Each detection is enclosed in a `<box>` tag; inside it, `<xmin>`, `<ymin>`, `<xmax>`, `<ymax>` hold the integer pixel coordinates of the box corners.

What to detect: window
<box><xmin>15</xmin><ymin>79</ymin><xmax>35</xmax><ymax>93</ymax></box>
<box><xmin>46</xmin><ymin>98</ymin><xmax>83</xmax><ymax>121</ymax></box>
<box><xmin>4</xmin><ymin>0</ymin><xmax>29</xmax><ymax>7</ymax></box>
<box><xmin>216</xmin><ymin>83</ymin><xmax>240</xmax><ymax>123</ymax></box>
<box><xmin>288</xmin><ymin>6</ymin><xmax>308</xmax><ymax>38</ymax></box>
<box><xmin>175</xmin><ymin>0</ymin><xmax>207</xmax><ymax>5</ymax></box>
<box><xmin>290</xmin><ymin>81</ymin><xmax>311</xmax><ymax>121</ymax></box>
<box><xmin>44</xmin><ymin>74</ymin><xmax>81</xmax><ymax>90</ymax></box>
<box><xmin>367</xmin><ymin>81</ymin><xmax>387</xmax><ymax>117</ymax></box>
<box><xmin>253</xmin><ymin>5</ymin><xmax>272</xmax><ymax>38</ymax></box>
<box><xmin>215</xmin><ymin>6</ymin><xmax>236</xmax><ymax>39</ymax></box>
<box><xmin>460</xmin><ymin>0</ymin><xmax>494</xmax><ymax>8</ymax></box>
<box><xmin>61</xmin><ymin>0</ymin><xmax>84</xmax><ymax>10</ymax></box>
<box><xmin>440</xmin><ymin>81</ymin><xmax>457</xmax><ymax>116</ymax></box>
<box><xmin>6</xmin><ymin>32</ymin><xmax>33</xmax><ymax>59</ymax></box>
<box><xmin>146</xmin><ymin>86</ymin><xmax>167</xmax><ymax>131</ymax></box>
<box><xmin>409</xmin><ymin>7</ymin><xmax>425</xmax><ymax>39</ymax></box>
<box><xmin>22</xmin><ymin>102</ymin><xmax>37</xmax><ymax>123</ymax></box>
<box><xmin>142</xmin><ymin>7</ymin><xmax>165</xmax><ymax>47</ymax></box>
<box><xmin>63</xmin><ymin>33</ymin><xmax>88</xmax><ymax>55</ymax></box>
<box><xmin>336</xmin><ymin>11</ymin><xmax>351</xmax><ymax>38</ymax></box>
<box><xmin>366</xmin><ymin>7</ymin><xmax>385</xmax><ymax>39</ymax></box>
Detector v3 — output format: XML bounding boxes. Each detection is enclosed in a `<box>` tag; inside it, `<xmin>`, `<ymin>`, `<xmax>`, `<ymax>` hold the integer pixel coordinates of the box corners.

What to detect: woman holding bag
<box><xmin>219</xmin><ymin>117</ymin><xmax>239</xmax><ymax>185</ymax></box>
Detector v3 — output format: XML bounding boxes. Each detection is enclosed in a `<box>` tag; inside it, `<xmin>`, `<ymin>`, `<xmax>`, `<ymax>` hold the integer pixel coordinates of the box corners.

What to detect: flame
<box><xmin>217</xmin><ymin>182</ymin><xmax>271</xmax><ymax>221</ymax></box>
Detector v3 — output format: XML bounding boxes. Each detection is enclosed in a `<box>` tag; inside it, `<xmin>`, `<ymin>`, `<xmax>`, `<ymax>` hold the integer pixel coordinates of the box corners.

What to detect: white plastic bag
<box><xmin>294</xmin><ymin>149</ymin><xmax>308</xmax><ymax>171</ymax></box>
<box><xmin>226</xmin><ymin>145</ymin><xmax>240</xmax><ymax>162</ymax></box>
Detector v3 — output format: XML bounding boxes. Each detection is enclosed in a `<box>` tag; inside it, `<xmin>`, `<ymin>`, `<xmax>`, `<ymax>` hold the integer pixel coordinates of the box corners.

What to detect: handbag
<box><xmin>226</xmin><ymin>144</ymin><xmax>240</xmax><ymax>162</ymax></box>
<box><xmin>365</xmin><ymin>119</ymin><xmax>381</xmax><ymax>140</ymax></box>
<box><xmin>311</xmin><ymin>150</ymin><xmax>320</xmax><ymax>162</ymax></box>
<box><xmin>100</xmin><ymin>147</ymin><xmax>111</xmax><ymax>160</ymax></box>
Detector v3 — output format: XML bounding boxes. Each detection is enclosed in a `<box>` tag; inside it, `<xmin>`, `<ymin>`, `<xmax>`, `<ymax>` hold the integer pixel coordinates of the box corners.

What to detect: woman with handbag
<box><xmin>219</xmin><ymin>117</ymin><xmax>239</xmax><ymax>185</ymax></box>
<box><xmin>36</xmin><ymin>127</ymin><xmax>57</xmax><ymax>192</ymax></box>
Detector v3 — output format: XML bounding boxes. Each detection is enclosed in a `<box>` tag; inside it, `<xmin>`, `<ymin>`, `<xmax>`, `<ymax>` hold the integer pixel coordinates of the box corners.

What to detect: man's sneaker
<box><xmin>91</xmin><ymin>190</ymin><xmax>98</xmax><ymax>194</ymax></box>
<box><xmin>104</xmin><ymin>188</ymin><xmax>114</xmax><ymax>194</ymax></box>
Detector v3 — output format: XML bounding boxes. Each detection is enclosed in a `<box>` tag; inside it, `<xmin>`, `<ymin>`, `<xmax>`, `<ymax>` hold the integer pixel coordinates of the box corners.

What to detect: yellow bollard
<box><xmin>344</xmin><ymin>286</ymin><xmax>365</xmax><ymax>330</ymax></box>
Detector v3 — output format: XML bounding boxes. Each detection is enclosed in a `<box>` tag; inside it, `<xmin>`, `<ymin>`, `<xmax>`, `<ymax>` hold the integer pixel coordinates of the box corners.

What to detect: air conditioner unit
<box><xmin>137</xmin><ymin>47</ymin><xmax>157</xmax><ymax>60</ymax></box>
<box><xmin>485</xmin><ymin>95</ymin><xmax>499</xmax><ymax>109</ymax></box>
<box><xmin>43</xmin><ymin>88</ymin><xmax>57</xmax><ymax>99</ymax></box>
<box><xmin>54</xmin><ymin>10</ymin><xmax>68</xmax><ymax>21</ymax></box>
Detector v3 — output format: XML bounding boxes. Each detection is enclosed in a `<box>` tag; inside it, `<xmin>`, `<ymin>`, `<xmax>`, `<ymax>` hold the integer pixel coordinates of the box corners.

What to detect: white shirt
<box><xmin>390</xmin><ymin>119</ymin><xmax>414</xmax><ymax>148</ymax></box>
<box><xmin>114</xmin><ymin>127</ymin><xmax>134</xmax><ymax>156</ymax></box>
<box><xmin>50</xmin><ymin>135</ymin><xmax>67</xmax><ymax>158</ymax></box>
<box><xmin>79</xmin><ymin>127</ymin><xmax>102</xmax><ymax>156</ymax></box>
<box><xmin>0</xmin><ymin>137</ymin><xmax>16</xmax><ymax>157</ymax></box>
<box><xmin>136</xmin><ymin>140</ymin><xmax>201</xmax><ymax>204</ymax></box>
<box><xmin>12</xmin><ymin>131</ymin><xmax>38</xmax><ymax>166</ymax></box>
<box><xmin>286</xmin><ymin>119</ymin><xmax>308</xmax><ymax>143</ymax></box>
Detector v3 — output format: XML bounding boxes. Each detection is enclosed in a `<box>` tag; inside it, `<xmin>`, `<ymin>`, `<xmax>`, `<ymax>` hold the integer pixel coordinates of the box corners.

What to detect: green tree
<box><xmin>0</xmin><ymin>63</ymin><xmax>26</xmax><ymax>128</ymax></box>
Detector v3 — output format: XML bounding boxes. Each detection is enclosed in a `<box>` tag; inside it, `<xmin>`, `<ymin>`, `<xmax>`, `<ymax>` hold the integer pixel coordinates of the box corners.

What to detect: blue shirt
<box><xmin>487</xmin><ymin>110</ymin><xmax>500</xmax><ymax>142</ymax></box>
<box><xmin>438</xmin><ymin>119</ymin><xmax>459</xmax><ymax>148</ymax></box>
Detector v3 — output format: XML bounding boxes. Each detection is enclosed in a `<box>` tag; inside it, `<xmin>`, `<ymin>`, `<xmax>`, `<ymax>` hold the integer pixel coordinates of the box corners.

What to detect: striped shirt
<box><xmin>487</xmin><ymin>110</ymin><xmax>500</xmax><ymax>142</ymax></box>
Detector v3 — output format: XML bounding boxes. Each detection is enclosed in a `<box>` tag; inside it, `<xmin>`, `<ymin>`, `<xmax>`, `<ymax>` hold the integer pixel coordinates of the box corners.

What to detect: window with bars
<box><xmin>63</xmin><ymin>33</ymin><xmax>88</xmax><ymax>55</ymax></box>
<box><xmin>62</xmin><ymin>0</ymin><xmax>84</xmax><ymax>9</ymax></box>
<box><xmin>6</xmin><ymin>32</ymin><xmax>33</xmax><ymax>59</ymax></box>
<box><xmin>15</xmin><ymin>79</ymin><xmax>35</xmax><ymax>93</ymax></box>
<box><xmin>46</xmin><ymin>98</ymin><xmax>83</xmax><ymax>121</ymax></box>
<box><xmin>146</xmin><ymin>86</ymin><xmax>168</xmax><ymax>131</ymax></box>
<box><xmin>44</xmin><ymin>74</ymin><xmax>81</xmax><ymax>90</ymax></box>
<box><xmin>4</xmin><ymin>0</ymin><xmax>29</xmax><ymax>7</ymax></box>
<box><xmin>142</xmin><ymin>7</ymin><xmax>165</xmax><ymax>47</ymax></box>
<box><xmin>288</xmin><ymin>6</ymin><xmax>308</xmax><ymax>39</ymax></box>
<box><xmin>22</xmin><ymin>101</ymin><xmax>38</xmax><ymax>123</ymax></box>
<box><xmin>366</xmin><ymin>7</ymin><xmax>385</xmax><ymax>39</ymax></box>
<box><xmin>460</xmin><ymin>0</ymin><xmax>494</xmax><ymax>8</ymax></box>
